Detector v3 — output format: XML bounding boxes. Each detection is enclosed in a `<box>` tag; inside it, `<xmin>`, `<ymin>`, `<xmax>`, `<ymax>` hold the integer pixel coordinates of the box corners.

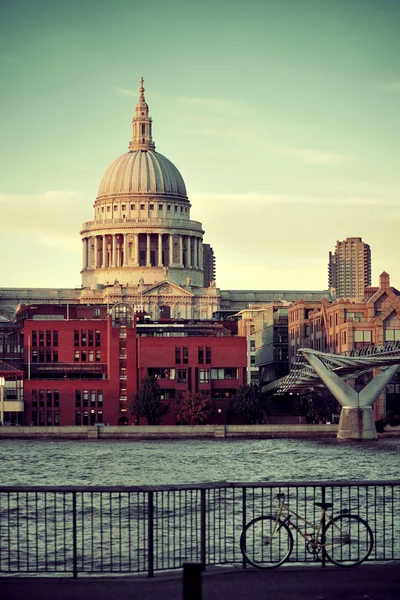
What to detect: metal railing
<box><xmin>0</xmin><ymin>481</ymin><xmax>399</xmax><ymax>577</ymax></box>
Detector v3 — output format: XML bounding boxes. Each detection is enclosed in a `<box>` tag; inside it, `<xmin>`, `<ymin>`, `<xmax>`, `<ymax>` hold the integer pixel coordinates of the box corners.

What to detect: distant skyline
<box><xmin>1</xmin><ymin>0</ymin><xmax>399</xmax><ymax>290</ymax></box>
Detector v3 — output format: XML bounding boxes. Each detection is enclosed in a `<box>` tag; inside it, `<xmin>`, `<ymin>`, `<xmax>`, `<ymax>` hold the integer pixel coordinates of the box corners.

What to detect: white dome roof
<box><xmin>97</xmin><ymin>150</ymin><xmax>187</xmax><ymax>200</ymax></box>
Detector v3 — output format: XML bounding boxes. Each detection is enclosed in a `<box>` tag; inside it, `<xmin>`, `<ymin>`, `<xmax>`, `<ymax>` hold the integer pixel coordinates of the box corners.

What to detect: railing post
<box><xmin>242</xmin><ymin>487</ymin><xmax>247</xmax><ymax>569</ymax></box>
<box><xmin>183</xmin><ymin>562</ymin><xmax>202</xmax><ymax>600</ymax></box>
<box><xmin>72</xmin><ymin>491</ymin><xmax>78</xmax><ymax>578</ymax></box>
<box><xmin>148</xmin><ymin>491</ymin><xmax>154</xmax><ymax>577</ymax></box>
<box><xmin>321</xmin><ymin>485</ymin><xmax>326</xmax><ymax>568</ymax></box>
<box><xmin>200</xmin><ymin>488</ymin><xmax>206</xmax><ymax>569</ymax></box>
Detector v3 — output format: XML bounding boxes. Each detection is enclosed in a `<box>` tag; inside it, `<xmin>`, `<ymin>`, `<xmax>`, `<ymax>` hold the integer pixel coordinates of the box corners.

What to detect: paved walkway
<box><xmin>1</xmin><ymin>564</ymin><xmax>399</xmax><ymax>600</ymax></box>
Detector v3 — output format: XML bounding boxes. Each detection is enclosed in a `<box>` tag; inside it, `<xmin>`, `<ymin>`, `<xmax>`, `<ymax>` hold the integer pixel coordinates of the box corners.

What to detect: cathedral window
<box><xmin>122</xmin><ymin>204</ymin><xmax>126</xmax><ymax>211</ymax></box>
<box><xmin>159</xmin><ymin>204</ymin><xmax>163</xmax><ymax>210</ymax></box>
<box><xmin>167</xmin><ymin>205</ymin><xmax>171</xmax><ymax>211</ymax></box>
<box><xmin>140</xmin><ymin>204</ymin><xmax>145</xmax><ymax>210</ymax></box>
<box><xmin>114</xmin><ymin>205</ymin><xmax>117</xmax><ymax>211</ymax></box>
<box><xmin>131</xmin><ymin>204</ymin><xmax>135</xmax><ymax>210</ymax></box>
<box><xmin>150</xmin><ymin>204</ymin><xmax>154</xmax><ymax>210</ymax></box>
<box><xmin>174</xmin><ymin>206</ymin><xmax>178</xmax><ymax>212</ymax></box>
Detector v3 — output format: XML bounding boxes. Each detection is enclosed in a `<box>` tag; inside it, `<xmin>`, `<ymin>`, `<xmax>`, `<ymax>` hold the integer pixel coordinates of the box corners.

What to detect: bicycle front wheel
<box><xmin>324</xmin><ymin>514</ymin><xmax>374</xmax><ymax>567</ymax></box>
<box><xmin>240</xmin><ymin>516</ymin><xmax>293</xmax><ymax>569</ymax></box>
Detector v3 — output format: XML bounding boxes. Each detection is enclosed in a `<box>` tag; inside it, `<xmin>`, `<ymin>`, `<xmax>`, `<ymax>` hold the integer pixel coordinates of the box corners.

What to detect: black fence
<box><xmin>0</xmin><ymin>481</ymin><xmax>399</xmax><ymax>577</ymax></box>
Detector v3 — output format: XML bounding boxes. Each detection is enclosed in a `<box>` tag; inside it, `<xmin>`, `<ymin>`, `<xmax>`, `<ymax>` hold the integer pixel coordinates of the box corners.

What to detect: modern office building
<box><xmin>328</xmin><ymin>237</ymin><xmax>371</xmax><ymax>298</ymax></box>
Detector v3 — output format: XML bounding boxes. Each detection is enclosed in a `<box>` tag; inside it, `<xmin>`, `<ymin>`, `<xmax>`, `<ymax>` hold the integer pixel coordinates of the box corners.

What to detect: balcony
<box><xmin>27</xmin><ymin>363</ymin><xmax>108</xmax><ymax>380</ymax></box>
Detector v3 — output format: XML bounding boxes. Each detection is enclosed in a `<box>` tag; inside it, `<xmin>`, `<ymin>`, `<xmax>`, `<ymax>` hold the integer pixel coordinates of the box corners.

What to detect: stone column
<box><xmin>146</xmin><ymin>233</ymin><xmax>151</xmax><ymax>266</ymax></box>
<box><xmin>199</xmin><ymin>240</ymin><xmax>204</xmax><ymax>271</ymax></box>
<box><xmin>134</xmin><ymin>233</ymin><xmax>139</xmax><ymax>266</ymax></box>
<box><xmin>179</xmin><ymin>235</ymin><xmax>183</xmax><ymax>267</ymax></box>
<box><xmin>158</xmin><ymin>233</ymin><xmax>163</xmax><ymax>266</ymax></box>
<box><xmin>94</xmin><ymin>236</ymin><xmax>99</xmax><ymax>268</ymax></box>
<box><xmin>111</xmin><ymin>235</ymin><xmax>116</xmax><ymax>267</ymax></box>
<box><xmin>169</xmin><ymin>234</ymin><xmax>173</xmax><ymax>265</ymax></box>
<box><xmin>102</xmin><ymin>235</ymin><xmax>107</xmax><ymax>268</ymax></box>
<box><xmin>116</xmin><ymin>237</ymin><xmax>121</xmax><ymax>267</ymax></box>
<box><xmin>123</xmin><ymin>234</ymin><xmax>128</xmax><ymax>266</ymax></box>
<box><xmin>187</xmin><ymin>236</ymin><xmax>192</xmax><ymax>268</ymax></box>
<box><xmin>193</xmin><ymin>237</ymin><xmax>198</xmax><ymax>269</ymax></box>
<box><xmin>82</xmin><ymin>237</ymin><xmax>87</xmax><ymax>270</ymax></box>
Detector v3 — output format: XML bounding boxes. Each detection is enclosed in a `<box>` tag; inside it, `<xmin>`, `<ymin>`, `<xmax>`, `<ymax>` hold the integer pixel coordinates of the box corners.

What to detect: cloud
<box><xmin>192</xmin><ymin>192</ymin><xmax>398</xmax><ymax>206</ymax></box>
<box><xmin>190</xmin><ymin>190</ymin><xmax>400</xmax><ymax>290</ymax></box>
<box><xmin>272</xmin><ymin>147</ymin><xmax>355</xmax><ymax>166</ymax></box>
<box><xmin>0</xmin><ymin>191</ymin><xmax>85</xmax><ymax>251</ymax></box>
<box><xmin>382</xmin><ymin>81</ymin><xmax>400</xmax><ymax>92</ymax></box>
<box><xmin>114</xmin><ymin>87</ymin><xmax>137</xmax><ymax>97</ymax></box>
<box><xmin>184</xmin><ymin>128</ymin><xmax>218</xmax><ymax>136</ymax></box>
<box><xmin>176</xmin><ymin>96</ymin><xmax>234</xmax><ymax>110</ymax></box>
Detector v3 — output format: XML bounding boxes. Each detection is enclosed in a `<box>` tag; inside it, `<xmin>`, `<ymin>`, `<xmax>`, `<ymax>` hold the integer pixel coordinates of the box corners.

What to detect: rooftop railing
<box><xmin>0</xmin><ymin>480</ymin><xmax>398</xmax><ymax>577</ymax></box>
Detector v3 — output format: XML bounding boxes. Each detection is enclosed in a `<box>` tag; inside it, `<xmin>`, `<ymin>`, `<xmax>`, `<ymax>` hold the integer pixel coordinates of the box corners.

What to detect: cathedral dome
<box><xmin>96</xmin><ymin>77</ymin><xmax>187</xmax><ymax>201</ymax></box>
<box><xmin>97</xmin><ymin>149</ymin><xmax>187</xmax><ymax>200</ymax></box>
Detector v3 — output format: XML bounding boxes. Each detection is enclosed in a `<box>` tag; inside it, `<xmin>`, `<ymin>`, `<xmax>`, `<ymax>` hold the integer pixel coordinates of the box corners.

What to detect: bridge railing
<box><xmin>0</xmin><ymin>480</ymin><xmax>399</xmax><ymax>577</ymax></box>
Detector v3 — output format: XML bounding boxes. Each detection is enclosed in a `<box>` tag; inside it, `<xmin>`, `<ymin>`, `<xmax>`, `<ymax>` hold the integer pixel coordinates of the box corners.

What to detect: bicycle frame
<box><xmin>272</xmin><ymin>499</ymin><xmax>331</xmax><ymax>549</ymax></box>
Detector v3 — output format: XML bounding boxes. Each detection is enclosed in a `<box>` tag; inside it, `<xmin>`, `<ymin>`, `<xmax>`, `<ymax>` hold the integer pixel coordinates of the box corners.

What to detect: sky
<box><xmin>1</xmin><ymin>0</ymin><xmax>399</xmax><ymax>291</ymax></box>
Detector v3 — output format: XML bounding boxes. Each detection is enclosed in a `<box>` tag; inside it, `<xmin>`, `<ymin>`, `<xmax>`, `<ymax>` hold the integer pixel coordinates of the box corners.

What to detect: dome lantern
<box><xmin>128</xmin><ymin>77</ymin><xmax>155</xmax><ymax>152</ymax></box>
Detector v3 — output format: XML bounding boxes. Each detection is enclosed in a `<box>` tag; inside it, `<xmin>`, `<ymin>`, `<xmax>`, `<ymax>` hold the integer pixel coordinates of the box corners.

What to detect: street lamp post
<box><xmin>0</xmin><ymin>376</ymin><xmax>5</xmax><ymax>426</ymax></box>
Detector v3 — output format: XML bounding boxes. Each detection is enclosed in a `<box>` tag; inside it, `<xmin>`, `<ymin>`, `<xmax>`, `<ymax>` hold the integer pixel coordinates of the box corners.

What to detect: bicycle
<box><xmin>240</xmin><ymin>492</ymin><xmax>374</xmax><ymax>569</ymax></box>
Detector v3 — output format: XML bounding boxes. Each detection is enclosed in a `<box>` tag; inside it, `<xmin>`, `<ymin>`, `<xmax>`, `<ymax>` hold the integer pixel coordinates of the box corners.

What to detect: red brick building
<box><xmin>15</xmin><ymin>302</ymin><xmax>247</xmax><ymax>426</ymax></box>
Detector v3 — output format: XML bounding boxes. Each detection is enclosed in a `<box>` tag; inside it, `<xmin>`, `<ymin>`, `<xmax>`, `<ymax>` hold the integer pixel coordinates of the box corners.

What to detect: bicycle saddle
<box><xmin>314</xmin><ymin>502</ymin><xmax>334</xmax><ymax>509</ymax></box>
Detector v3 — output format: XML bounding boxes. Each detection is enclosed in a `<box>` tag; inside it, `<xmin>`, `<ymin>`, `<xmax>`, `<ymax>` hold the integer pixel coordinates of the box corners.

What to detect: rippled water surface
<box><xmin>1</xmin><ymin>437</ymin><xmax>399</xmax><ymax>486</ymax></box>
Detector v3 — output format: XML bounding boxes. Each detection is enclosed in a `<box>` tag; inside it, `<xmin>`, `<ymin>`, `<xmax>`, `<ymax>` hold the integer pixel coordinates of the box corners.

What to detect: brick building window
<box><xmin>199</xmin><ymin>369</ymin><xmax>210</xmax><ymax>383</ymax></box>
<box><xmin>198</xmin><ymin>347</ymin><xmax>204</xmax><ymax>364</ymax></box>
<box><xmin>206</xmin><ymin>347</ymin><xmax>211</xmax><ymax>364</ymax></box>
<box><xmin>183</xmin><ymin>347</ymin><xmax>189</xmax><ymax>364</ymax></box>
<box><xmin>175</xmin><ymin>347</ymin><xmax>181</xmax><ymax>364</ymax></box>
<box><xmin>177</xmin><ymin>369</ymin><xmax>187</xmax><ymax>383</ymax></box>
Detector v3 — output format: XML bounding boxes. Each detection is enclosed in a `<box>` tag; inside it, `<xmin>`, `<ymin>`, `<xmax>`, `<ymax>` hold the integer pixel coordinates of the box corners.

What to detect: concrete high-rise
<box><xmin>328</xmin><ymin>237</ymin><xmax>371</xmax><ymax>298</ymax></box>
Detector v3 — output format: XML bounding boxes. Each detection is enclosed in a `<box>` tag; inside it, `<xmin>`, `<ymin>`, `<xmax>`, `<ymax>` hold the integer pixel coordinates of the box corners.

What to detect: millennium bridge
<box><xmin>263</xmin><ymin>341</ymin><xmax>400</xmax><ymax>440</ymax></box>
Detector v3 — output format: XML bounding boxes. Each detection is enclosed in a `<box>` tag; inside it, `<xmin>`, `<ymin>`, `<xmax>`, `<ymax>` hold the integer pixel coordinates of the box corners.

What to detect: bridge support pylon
<box><xmin>302</xmin><ymin>351</ymin><xmax>400</xmax><ymax>441</ymax></box>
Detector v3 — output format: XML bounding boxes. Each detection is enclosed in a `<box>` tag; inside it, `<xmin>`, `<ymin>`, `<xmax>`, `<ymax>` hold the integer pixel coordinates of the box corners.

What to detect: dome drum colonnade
<box><xmin>81</xmin><ymin>230</ymin><xmax>204</xmax><ymax>275</ymax></box>
<box><xmin>80</xmin><ymin>78</ymin><xmax>206</xmax><ymax>289</ymax></box>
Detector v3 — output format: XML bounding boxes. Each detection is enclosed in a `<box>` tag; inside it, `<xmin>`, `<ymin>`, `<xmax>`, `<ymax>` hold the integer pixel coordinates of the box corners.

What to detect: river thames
<box><xmin>1</xmin><ymin>437</ymin><xmax>399</xmax><ymax>486</ymax></box>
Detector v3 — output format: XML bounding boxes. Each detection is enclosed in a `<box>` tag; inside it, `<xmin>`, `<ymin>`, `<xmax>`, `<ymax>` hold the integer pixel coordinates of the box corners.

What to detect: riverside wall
<box><xmin>0</xmin><ymin>424</ymin><xmax>399</xmax><ymax>440</ymax></box>
<box><xmin>0</xmin><ymin>424</ymin><xmax>338</xmax><ymax>440</ymax></box>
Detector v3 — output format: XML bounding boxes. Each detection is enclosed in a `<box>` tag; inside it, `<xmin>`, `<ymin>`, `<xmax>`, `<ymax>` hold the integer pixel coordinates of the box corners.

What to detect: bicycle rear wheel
<box><xmin>240</xmin><ymin>516</ymin><xmax>293</xmax><ymax>569</ymax></box>
<box><xmin>324</xmin><ymin>514</ymin><xmax>373</xmax><ymax>567</ymax></box>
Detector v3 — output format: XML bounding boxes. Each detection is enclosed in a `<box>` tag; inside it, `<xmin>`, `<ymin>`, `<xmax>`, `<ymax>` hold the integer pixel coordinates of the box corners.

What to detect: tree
<box><xmin>177</xmin><ymin>391</ymin><xmax>213</xmax><ymax>425</ymax></box>
<box><xmin>232</xmin><ymin>384</ymin><xmax>266</xmax><ymax>424</ymax></box>
<box><xmin>129</xmin><ymin>376</ymin><xmax>169</xmax><ymax>425</ymax></box>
